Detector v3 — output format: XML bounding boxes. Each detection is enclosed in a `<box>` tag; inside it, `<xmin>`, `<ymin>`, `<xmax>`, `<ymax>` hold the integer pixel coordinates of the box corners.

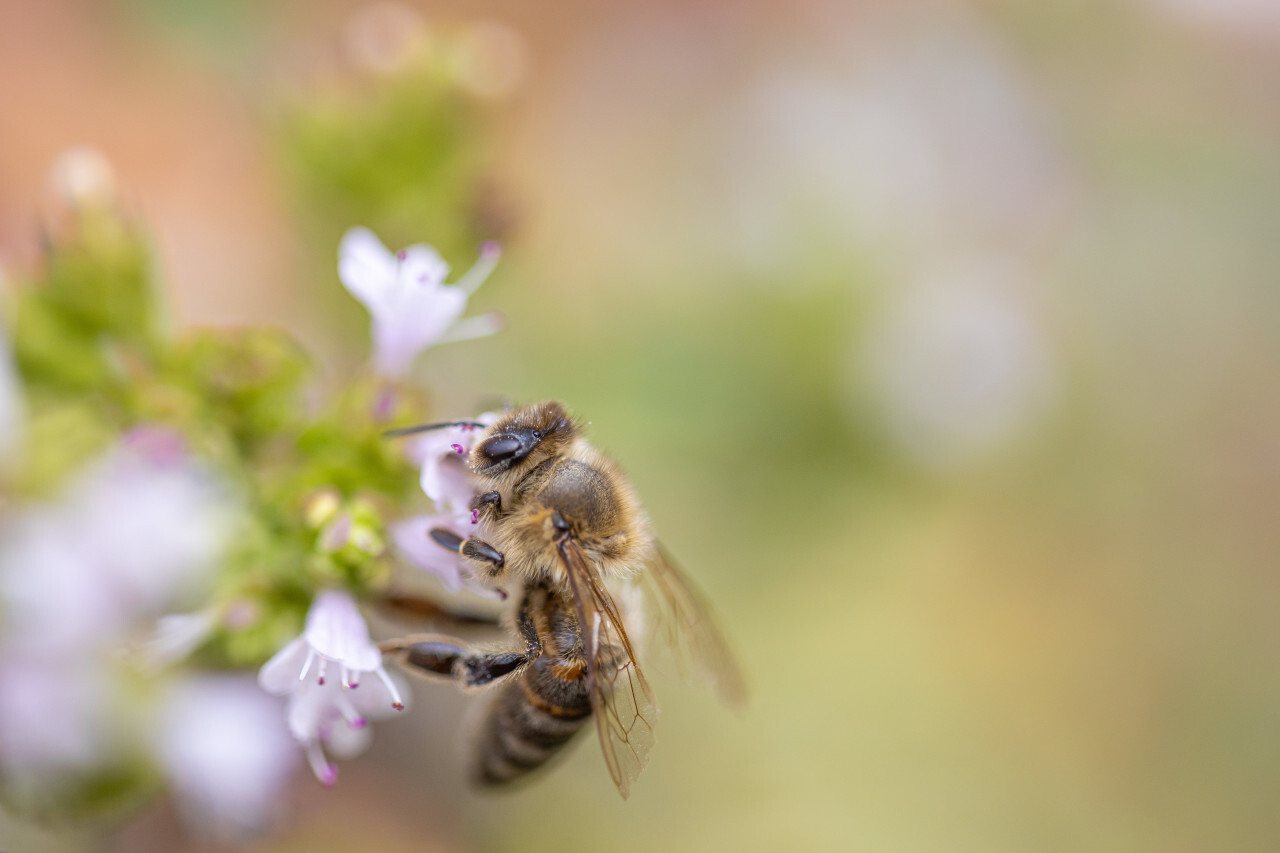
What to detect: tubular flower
<box><xmin>390</xmin><ymin>513</ymin><xmax>503</xmax><ymax>599</ymax></box>
<box><xmin>257</xmin><ymin>590</ymin><xmax>407</xmax><ymax>785</ymax></box>
<box><xmin>155</xmin><ymin>675</ymin><xmax>298</xmax><ymax>838</ymax></box>
<box><xmin>406</xmin><ymin>412</ymin><xmax>497</xmax><ymax>514</ymax></box>
<box><xmin>338</xmin><ymin>227</ymin><xmax>502</xmax><ymax>378</ymax></box>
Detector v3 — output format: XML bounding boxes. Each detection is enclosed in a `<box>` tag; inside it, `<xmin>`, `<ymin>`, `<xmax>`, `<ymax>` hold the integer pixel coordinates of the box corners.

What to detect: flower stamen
<box><xmin>305</xmin><ymin>741</ymin><xmax>337</xmax><ymax>787</ymax></box>
<box><xmin>376</xmin><ymin>667</ymin><xmax>405</xmax><ymax>711</ymax></box>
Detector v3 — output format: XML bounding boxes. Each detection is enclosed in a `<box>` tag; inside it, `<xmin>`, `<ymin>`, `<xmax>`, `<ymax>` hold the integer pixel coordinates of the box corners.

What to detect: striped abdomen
<box><xmin>474</xmin><ymin>653</ymin><xmax>592</xmax><ymax>785</ymax></box>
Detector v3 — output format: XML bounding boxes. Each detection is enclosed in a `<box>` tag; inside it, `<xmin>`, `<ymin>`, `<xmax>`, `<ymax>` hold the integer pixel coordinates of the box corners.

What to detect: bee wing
<box><xmin>556</xmin><ymin>538</ymin><xmax>658</xmax><ymax>800</ymax></box>
<box><xmin>639</xmin><ymin>542</ymin><xmax>748</xmax><ymax>709</ymax></box>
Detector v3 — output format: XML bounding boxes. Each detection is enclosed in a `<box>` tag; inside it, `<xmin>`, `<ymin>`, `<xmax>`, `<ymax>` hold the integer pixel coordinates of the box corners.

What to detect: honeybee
<box><xmin>381</xmin><ymin>401</ymin><xmax>744</xmax><ymax>798</ymax></box>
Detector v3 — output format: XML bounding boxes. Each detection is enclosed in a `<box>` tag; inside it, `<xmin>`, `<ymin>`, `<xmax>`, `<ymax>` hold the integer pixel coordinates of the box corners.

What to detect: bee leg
<box><xmin>382</xmin><ymin>636</ymin><xmax>530</xmax><ymax>687</ymax></box>
<box><xmin>382</xmin><ymin>592</ymin><xmax>541</xmax><ymax>687</ymax></box>
<box><xmin>429</xmin><ymin>527</ymin><xmax>506</xmax><ymax>576</ymax></box>
<box><xmin>470</xmin><ymin>490</ymin><xmax>503</xmax><ymax>521</ymax></box>
<box><xmin>461</xmin><ymin>539</ymin><xmax>505</xmax><ymax>573</ymax></box>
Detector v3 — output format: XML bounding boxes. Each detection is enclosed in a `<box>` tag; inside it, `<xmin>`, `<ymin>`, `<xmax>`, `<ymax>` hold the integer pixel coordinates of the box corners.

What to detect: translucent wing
<box><xmin>556</xmin><ymin>538</ymin><xmax>658</xmax><ymax>800</ymax></box>
<box><xmin>639</xmin><ymin>543</ymin><xmax>748</xmax><ymax>709</ymax></box>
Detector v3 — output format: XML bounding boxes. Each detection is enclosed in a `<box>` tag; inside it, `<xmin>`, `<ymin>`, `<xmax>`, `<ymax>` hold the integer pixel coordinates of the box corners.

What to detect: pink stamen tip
<box><xmin>393</xmin><ymin>702</ymin><xmax>405</xmax><ymax>711</ymax></box>
<box><xmin>320</xmin><ymin>766</ymin><xmax>338</xmax><ymax>787</ymax></box>
<box><xmin>496</xmin><ymin>587</ymin><xmax>509</xmax><ymax>600</ymax></box>
<box><xmin>396</xmin><ymin>249</ymin><xmax>407</xmax><ymax>261</ymax></box>
<box><xmin>480</xmin><ymin>240</ymin><xmax>500</xmax><ymax>258</ymax></box>
<box><xmin>451</xmin><ymin>444</ymin><xmax>466</xmax><ymax>454</ymax></box>
<box><xmin>471</xmin><ymin>509</ymin><xmax>480</xmax><ymax>524</ymax></box>
<box><xmin>351</xmin><ymin>716</ymin><xmax>368</xmax><ymax>729</ymax></box>
<box><xmin>317</xmin><ymin>676</ymin><xmax>326</xmax><ymax>685</ymax></box>
<box><xmin>349</xmin><ymin>682</ymin><xmax>359</xmax><ymax>689</ymax></box>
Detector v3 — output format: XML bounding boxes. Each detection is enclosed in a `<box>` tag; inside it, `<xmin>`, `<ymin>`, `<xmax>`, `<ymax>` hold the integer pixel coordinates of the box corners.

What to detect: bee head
<box><xmin>471</xmin><ymin>401</ymin><xmax>577</xmax><ymax>479</ymax></box>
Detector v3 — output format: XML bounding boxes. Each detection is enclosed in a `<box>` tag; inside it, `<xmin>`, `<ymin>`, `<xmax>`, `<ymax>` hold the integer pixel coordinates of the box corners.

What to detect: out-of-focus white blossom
<box><xmin>0</xmin><ymin>325</ymin><xmax>22</xmax><ymax>461</ymax></box>
<box><xmin>860</xmin><ymin>259</ymin><xmax>1056</xmax><ymax>468</ymax></box>
<box><xmin>720</xmin><ymin>16</ymin><xmax>1068</xmax><ymax>273</ymax></box>
<box><xmin>141</xmin><ymin>610</ymin><xmax>218</xmax><ymax>672</ymax></box>
<box><xmin>0</xmin><ymin>432</ymin><xmax>235</xmax><ymax>655</ymax></box>
<box><xmin>1139</xmin><ymin>0</ymin><xmax>1280</xmax><ymax>38</ymax></box>
<box><xmin>0</xmin><ymin>654</ymin><xmax>116</xmax><ymax>781</ymax></box>
<box><xmin>342</xmin><ymin>2</ymin><xmax>428</xmax><ymax>75</ymax></box>
<box><xmin>258</xmin><ymin>590</ymin><xmax>407</xmax><ymax>785</ymax></box>
<box><xmin>155</xmin><ymin>675</ymin><xmax>298</xmax><ymax>839</ymax></box>
<box><xmin>0</xmin><ymin>433</ymin><xmax>238</xmax><ymax>793</ymax></box>
<box><xmin>338</xmin><ymin>227</ymin><xmax>502</xmax><ymax>378</ymax></box>
<box><xmin>49</xmin><ymin>145</ymin><xmax>117</xmax><ymax>209</ymax></box>
<box><xmin>391</xmin><ymin>513</ymin><xmax>503</xmax><ymax>599</ymax></box>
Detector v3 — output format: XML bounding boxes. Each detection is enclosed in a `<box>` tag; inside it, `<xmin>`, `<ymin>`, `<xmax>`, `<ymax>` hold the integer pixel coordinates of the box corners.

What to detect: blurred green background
<box><xmin>3</xmin><ymin>0</ymin><xmax>1280</xmax><ymax>850</ymax></box>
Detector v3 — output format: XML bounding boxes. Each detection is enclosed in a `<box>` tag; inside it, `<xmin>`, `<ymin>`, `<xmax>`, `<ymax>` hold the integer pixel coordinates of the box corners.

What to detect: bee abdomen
<box><xmin>474</xmin><ymin>662</ymin><xmax>591</xmax><ymax>786</ymax></box>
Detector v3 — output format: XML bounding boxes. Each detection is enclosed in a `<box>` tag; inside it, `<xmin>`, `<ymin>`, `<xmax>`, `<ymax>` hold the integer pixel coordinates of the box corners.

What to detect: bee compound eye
<box><xmin>480</xmin><ymin>434</ymin><xmax>523</xmax><ymax>461</ymax></box>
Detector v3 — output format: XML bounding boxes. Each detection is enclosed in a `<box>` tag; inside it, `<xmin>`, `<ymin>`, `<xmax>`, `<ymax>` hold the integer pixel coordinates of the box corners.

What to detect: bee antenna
<box><xmin>383</xmin><ymin>421</ymin><xmax>487</xmax><ymax>439</ymax></box>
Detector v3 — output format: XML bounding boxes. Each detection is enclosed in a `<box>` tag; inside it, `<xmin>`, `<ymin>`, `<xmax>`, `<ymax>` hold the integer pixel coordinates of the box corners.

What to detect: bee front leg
<box><xmin>471</xmin><ymin>490</ymin><xmax>503</xmax><ymax>521</ymax></box>
<box><xmin>430</xmin><ymin>527</ymin><xmax>506</xmax><ymax>578</ymax></box>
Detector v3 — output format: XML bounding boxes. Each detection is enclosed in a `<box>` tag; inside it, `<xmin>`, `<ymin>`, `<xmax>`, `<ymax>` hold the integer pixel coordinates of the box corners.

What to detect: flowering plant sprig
<box><xmin>0</xmin><ymin>176</ymin><xmax>507</xmax><ymax>831</ymax></box>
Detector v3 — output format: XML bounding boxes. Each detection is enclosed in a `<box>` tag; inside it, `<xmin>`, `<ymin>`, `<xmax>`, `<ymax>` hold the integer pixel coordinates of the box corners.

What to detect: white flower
<box><xmin>338</xmin><ymin>227</ymin><xmax>503</xmax><ymax>378</ymax></box>
<box><xmin>282</xmin><ymin>672</ymin><xmax>408</xmax><ymax>786</ymax></box>
<box><xmin>258</xmin><ymin>590</ymin><xmax>408</xmax><ymax>785</ymax></box>
<box><xmin>407</xmin><ymin>412</ymin><xmax>496</xmax><ymax>514</ymax></box>
<box><xmin>140</xmin><ymin>610</ymin><xmax>218</xmax><ymax>672</ymax></box>
<box><xmin>0</xmin><ymin>653</ymin><xmax>115</xmax><ymax>781</ymax></box>
<box><xmin>155</xmin><ymin>675</ymin><xmax>297</xmax><ymax>839</ymax></box>
<box><xmin>0</xmin><ymin>324</ymin><xmax>24</xmax><ymax>461</ymax></box>
<box><xmin>860</xmin><ymin>259</ymin><xmax>1054</xmax><ymax>467</ymax></box>
<box><xmin>390</xmin><ymin>513</ymin><xmax>504</xmax><ymax>599</ymax></box>
<box><xmin>0</xmin><ymin>431</ymin><xmax>235</xmax><ymax>655</ymax></box>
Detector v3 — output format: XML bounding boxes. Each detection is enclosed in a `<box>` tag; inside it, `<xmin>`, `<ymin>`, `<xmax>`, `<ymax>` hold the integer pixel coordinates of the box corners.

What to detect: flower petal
<box><xmin>257</xmin><ymin>637</ymin><xmax>311</xmax><ymax>695</ymax></box>
<box><xmin>302</xmin><ymin>590</ymin><xmax>382</xmax><ymax>672</ymax></box>
<box><xmin>322</xmin><ymin>716</ymin><xmax>373</xmax><ymax>760</ymax></box>
<box><xmin>453</xmin><ymin>241</ymin><xmax>501</xmax><ymax>296</ymax></box>
<box><xmin>370</xmin><ymin>285</ymin><xmax>468</xmax><ymax>377</ymax></box>
<box><xmin>157</xmin><ymin>675</ymin><xmax>297</xmax><ymax>839</ymax></box>
<box><xmin>338</xmin><ymin>227</ymin><xmax>398</xmax><ymax>315</ymax></box>
<box><xmin>399</xmin><ymin>244</ymin><xmax>450</xmax><ymax>288</ymax></box>
<box><xmin>391</xmin><ymin>514</ymin><xmax>505</xmax><ymax>600</ymax></box>
<box><xmin>433</xmin><ymin>312</ymin><xmax>505</xmax><ymax>346</ymax></box>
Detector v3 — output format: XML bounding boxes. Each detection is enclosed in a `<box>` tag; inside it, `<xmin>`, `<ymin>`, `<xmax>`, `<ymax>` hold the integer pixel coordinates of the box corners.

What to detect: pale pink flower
<box><xmin>0</xmin><ymin>432</ymin><xmax>234</xmax><ymax>655</ymax></box>
<box><xmin>155</xmin><ymin>675</ymin><xmax>297</xmax><ymax>839</ymax></box>
<box><xmin>140</xmin><ymin>610</ymin><xmax>218</xmax><ymax>672</ymax></box>
<box><xmin>406</xmin><ymin>412</ymin><xmax>497</xmax><ymax>514</ymax></box>
<box><xmin>278</xmin><ymin>671</ymin><xmax>409</xmax><ymax>786</ymax></box>
<box><xmin>390</xmin><ymin>513</ymin><xmax>503</xmax><ymax>599</ymax></box>
<box><xmin>0</xmin><ymin>325</ymin><xmax>22</xmax><ymax>460</ymax></box>
<box><xmin>0</xmin><ymin>653</ymin><xmax>115</xmax><ymax>781</ymax></box>
<box><xmin>338</xmin><ymin>227</ymin><xmax>502</xmax><ymax>378</ymax></box>
<box><xmin>258</xmin><ymin>590</ymin><xmax>408</xmax><ymax>785</ymax></box>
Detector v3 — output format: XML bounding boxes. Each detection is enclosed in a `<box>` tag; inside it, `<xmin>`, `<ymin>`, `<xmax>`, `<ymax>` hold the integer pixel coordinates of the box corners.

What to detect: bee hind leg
<box><xmin>380</xmin><ymin>636</ymin><xmax>530</xmax><ymax>687</ymax></box>
<box><xmin>381</xmin><ymin>591</ymin><xmax>542</xmax><ymax>688</ymax></box>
